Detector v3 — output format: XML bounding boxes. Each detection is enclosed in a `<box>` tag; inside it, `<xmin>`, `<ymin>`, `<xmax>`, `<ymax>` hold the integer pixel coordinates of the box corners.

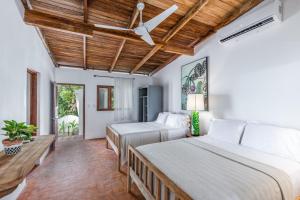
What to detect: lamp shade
<box><xmin>187</xmin><ymin>94</ymin><xmax>204</xmax><ymax>111</ymax></box>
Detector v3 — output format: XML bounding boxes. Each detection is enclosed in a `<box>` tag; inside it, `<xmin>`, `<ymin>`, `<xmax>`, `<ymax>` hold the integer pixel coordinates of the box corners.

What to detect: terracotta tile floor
<box><xmin>18</xmin><ymin>137</ymin><xmax>144</xmax><ymax>200</ymax></box>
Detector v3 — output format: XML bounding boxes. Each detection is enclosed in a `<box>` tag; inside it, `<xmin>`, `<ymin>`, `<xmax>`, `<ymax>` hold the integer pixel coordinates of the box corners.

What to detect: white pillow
<box><xmin>165</xmin><ymin>114</ymin><xmax>190</xmax><ymax>128</ymax></box>
<box><xmin>165</xmin><ymin>114</ymin><xmax>179</xmax><ymax>128</ymax></box>
<box><xmin>175</xmin><ymin>114</ymin><xmax>190</xmax><ymax>128</ymax></box>
<box><xmin>156</xmin><ymin>113</ymin><xmax>168</xmax><ymax>124</ymax></box>
<box><xmin>208</xmin><ymin>119</ymin><xmax>246</xmax><ymax>144</ymax></box>
<box><xmin>241</xmin><ymin>123</ymin><xmax>300</xmax><ymax>163</ymax></box>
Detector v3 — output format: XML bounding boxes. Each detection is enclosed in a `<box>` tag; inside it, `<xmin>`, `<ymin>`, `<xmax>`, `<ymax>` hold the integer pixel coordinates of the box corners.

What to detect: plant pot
<box><xmin>2</xmin><ymin>139</ymin><xmax>22</xmax><ymax>156</ymax></box>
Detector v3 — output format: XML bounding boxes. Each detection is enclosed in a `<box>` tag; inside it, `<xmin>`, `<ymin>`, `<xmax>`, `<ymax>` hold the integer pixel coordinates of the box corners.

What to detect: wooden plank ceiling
<box><xmin>22</xmin><ymin>0</ymin><xmax>262</xmax><ymax>75</ymax></box>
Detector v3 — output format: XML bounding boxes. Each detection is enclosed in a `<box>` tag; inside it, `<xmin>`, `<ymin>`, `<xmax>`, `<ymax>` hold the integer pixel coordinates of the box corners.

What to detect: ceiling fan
<box><xmin>94</xmin><ymin>2</ymin><xmax>178</xmax><ymax>46</ymax></box>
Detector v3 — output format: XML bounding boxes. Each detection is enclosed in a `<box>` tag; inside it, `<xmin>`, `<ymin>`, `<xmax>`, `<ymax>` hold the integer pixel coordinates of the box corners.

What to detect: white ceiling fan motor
<box><xmin>137</xmin><ymin>2</ymin><xmax>145</xmax><ymax>11</ymax></box>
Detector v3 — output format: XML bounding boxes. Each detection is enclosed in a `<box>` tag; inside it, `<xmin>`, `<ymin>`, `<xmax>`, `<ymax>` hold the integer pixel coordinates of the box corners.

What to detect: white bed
<box><xmin>128</xmin><ymin>119</ymin><xmax>300</xmax><ymax>200</ymax></box>
<box><xmin>198</xmin><ymin>136</ymin><xmax>300</xmax><ymax>198</ymax></box>
<box><xmin>106</xmin><ymin>113</ymin><xmax>190</xmax><ymax>172</ymax></box>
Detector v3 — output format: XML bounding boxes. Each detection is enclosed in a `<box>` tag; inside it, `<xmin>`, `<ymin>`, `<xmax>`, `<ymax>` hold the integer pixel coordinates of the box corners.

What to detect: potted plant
<box><xmin>1</xmin><ymin>120</ymin><xmax>37</xmax><ymax>155</ymax></box>
<box><xmin>21</xmin><ymin>124</ymin><xmax>37</xmax><ymax>143</ymax></box>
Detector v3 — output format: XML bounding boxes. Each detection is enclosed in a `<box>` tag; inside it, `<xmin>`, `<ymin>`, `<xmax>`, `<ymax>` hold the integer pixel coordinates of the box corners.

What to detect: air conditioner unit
<box><xmin>217</xmin><ymin>0</ymin><xmax>283</xmax><ymax>44</ymax></box>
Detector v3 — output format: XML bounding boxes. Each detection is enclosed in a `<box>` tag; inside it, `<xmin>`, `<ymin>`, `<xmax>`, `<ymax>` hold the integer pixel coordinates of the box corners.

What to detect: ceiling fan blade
<box><xmin>94</xmin><ymin>24</ymin><xmax>131</xmax><ymax>31</ymax></box>
<box><xmin>141</xmin><ymin>31</ymin><xmax>155</xmax><ymax>46</ymax></box>
<box><xmin>144</xmin><ymin>5</ymin><xmax>178</xmax><ymax>32</ymax></box>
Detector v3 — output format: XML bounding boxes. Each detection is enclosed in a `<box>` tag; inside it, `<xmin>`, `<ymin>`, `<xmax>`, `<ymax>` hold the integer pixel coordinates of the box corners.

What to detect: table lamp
<box><xmin>187</xmin><ymin>94</ymin><xmax>204</xmax><ymax>136</ymax></box>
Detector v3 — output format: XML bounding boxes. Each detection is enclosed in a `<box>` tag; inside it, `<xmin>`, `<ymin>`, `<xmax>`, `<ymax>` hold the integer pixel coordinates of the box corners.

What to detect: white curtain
<box><xmin>114</xmin><ymin>78</ymin><xmax>134</xmax><ymax>122</ymax></box>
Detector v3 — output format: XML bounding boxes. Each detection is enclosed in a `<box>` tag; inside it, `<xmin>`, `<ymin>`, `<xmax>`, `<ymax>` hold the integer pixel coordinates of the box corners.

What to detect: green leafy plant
<box><xmin>1</xmin><ymin>120</ymin><xmax>37</xmax><ymax>143</ymax></box>
<box><xmin>59</xmin><ymin>120</ymin><xmax>79</xmax><ymax>136</ymax></box>
<box><xmin>59</xmin><ymin>121</ymin><xmax>66</xmax><ymax>135</ymax></box>
<box><xmin>58</xmin><ymin>86</ymin><xmax>80</xmax><ymax>118</ymax></box>
<box><xmin>21</xmin><ymin>124</ymin><xmax>37</xmax><ymax>141</ymax></box>
<box><xmin>69</xmin><ymin>120</ymin><xmax>79</xmax><ymax>135</ymax></box>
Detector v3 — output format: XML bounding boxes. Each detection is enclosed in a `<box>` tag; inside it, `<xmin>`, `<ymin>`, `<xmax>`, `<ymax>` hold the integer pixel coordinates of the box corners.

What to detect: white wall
<box><xmin>55</xmin><ymin>68</ymin><xmax>153</xmax><ymax>139</ymax></box>
<box><xmin>75</xmin><ymin>88</ymin><xmax>84</xmax><ymax>135</ymax></box>
<box><xmin>153</xmin><ymin>0</ymin><xmax>300</xmax><ymax>132</ymax></box>
<box><xmin>0</xmin><ymin>0</ymin><xmax>55</xmax><ymax>141</ymax></box>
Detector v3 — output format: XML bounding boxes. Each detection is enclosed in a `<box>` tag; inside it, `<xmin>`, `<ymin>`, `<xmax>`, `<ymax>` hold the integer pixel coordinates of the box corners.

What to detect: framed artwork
<box><xmin>181</xmin><ymin>57</ymin><xmax>208</xmax><ymax>110</ymax></box>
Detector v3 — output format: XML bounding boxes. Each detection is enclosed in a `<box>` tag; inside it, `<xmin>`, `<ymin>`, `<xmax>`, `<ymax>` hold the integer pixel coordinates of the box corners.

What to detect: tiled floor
<box><xmin>18</xmin><ymin>137</ymin><xmax>144</xmax><ymax>200</ymax></box>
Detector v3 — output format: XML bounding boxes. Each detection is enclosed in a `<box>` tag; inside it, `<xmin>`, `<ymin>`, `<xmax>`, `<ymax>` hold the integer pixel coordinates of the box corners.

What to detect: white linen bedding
<box><xmin>137</xmin><ymin>137</ymin><xmax>297</xmax><ymax>200</ymax></box>
<box><xmin>110</xmin><ymin>122</ymin><xmax>188</xmax><ymax>164</ymax></box>
<box><xmin>111</xmin><ymin>122</ymin><xmax>164</xmax><ymax>135</ymax></box>
<box><xmin>197</xmin><ymin>136</ymin><xmax>300</xmax><ymax>199</ymax></box>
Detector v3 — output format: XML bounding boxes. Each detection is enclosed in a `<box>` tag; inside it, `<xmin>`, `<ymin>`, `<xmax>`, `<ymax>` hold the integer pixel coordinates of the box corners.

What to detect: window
<box><xmin>97</xmin><ymin>85</ymin><xmax>114</xmax><ymax>111</ymax></box>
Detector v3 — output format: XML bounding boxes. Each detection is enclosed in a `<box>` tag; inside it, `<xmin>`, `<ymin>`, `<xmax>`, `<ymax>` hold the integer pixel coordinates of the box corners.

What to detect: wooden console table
<box><xmin>0</xmin><ymin>135</ymin><xmax>55</xmax><ymax>198</ymax></box>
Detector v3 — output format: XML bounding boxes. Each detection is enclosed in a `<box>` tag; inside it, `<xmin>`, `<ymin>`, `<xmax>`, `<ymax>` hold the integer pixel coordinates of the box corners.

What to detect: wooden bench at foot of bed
<box><xmin>127</xmin><ymin>145</ymin><xmax>192</xmax><ymax>200</ymax></box>
<box><xmin>106</xmin><ymin>126</ymin><xmax>122</xmax><ymax>172</ymax></box>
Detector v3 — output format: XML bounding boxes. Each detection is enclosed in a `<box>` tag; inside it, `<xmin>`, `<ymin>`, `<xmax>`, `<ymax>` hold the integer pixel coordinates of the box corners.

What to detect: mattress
<box><xmin>109</xmin><ymin>122</ymin><xmax>189</xmax><ymax>164</ymax></box>
<box><xmin>110</xmin><ymin>122</ymin><xmax>164</xmax><ymax>135</ymax></box>
<box><xmin>137</xmin><ymin>136</ymin><xmax>298</xmax><ymax>200</ymax></box>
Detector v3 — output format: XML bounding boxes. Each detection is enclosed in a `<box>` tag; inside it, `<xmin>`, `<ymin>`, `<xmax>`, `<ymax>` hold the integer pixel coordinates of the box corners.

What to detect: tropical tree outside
<box><xmin>57</xmin><ymin>85</ymin><xmax>81</xmax><ymax>136</ymax></box>
<box><xmin>58</xmin><ymin>85</ymin><xmax>80</xmax><ymax>118</ymax></box>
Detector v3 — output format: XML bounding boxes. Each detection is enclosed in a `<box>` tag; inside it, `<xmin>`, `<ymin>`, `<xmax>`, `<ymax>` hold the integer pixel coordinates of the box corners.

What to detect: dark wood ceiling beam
<box><xmin>163</xmin><ymin>44</ymin><xmax>194</xmax><ymax>56</ymax></box>
<box><xmin>150</xmin><ymin>30</ymin><xmax>214</xmax><ymax>76</ymax></box>
<box><xmin>24</xmin><ymin>9</ymin><xmax>147</xmax><ymax>41</ymax></box>
<box><xmin>23</xmin><ymin>9</ymin><xmax>194</xmax><ymax>56</ymax></box>
<box><xmin>131</xmin><ymin>44</ymin><xmax>164</xmax><ymax>74</ymax></box>
<box><xmin>110</xmin><ymin>40</ymin><xmax>126</xmax><ymax>72</ymax></box>
<box><xmin>110</xmin><ymin>3</ymin><xmax>139</xmax><ymax>72</ymax></box>
<box><xmin>83</xmin><ymin>0</ymin><xmax>88</xmax><ymax>23</ymax></box>
<box><xmin>130</xmin><ymin>0</ymin><xmax>209</xmax><ymax>74</ymax></box>
<box><xmin>149</xmin><ymin>54</ymin><xmax>179</xmax><ymax>76</ymax></box>
<box><xmin>162</xmin><ymin>0</ymin><xmax>209</xmax><ymax>43</ymax></box>
<box><xmin>24</xmin><ymin>9</ymin><xmax>94</xmax><ymax>36</ymax></box>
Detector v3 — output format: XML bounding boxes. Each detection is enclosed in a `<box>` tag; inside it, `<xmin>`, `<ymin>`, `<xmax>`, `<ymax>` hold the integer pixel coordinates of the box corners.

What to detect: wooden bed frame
<box><xmin>127</xmin><ymin>145</ymin><xmax>192</xmax><ymax>200</ymax></box>
<box><xmin>106</xmin><ymin>126</ymin><xmax>122</xmax><ymax>172</ymax></box>
<box><xmin>106</xmin><ymin>119</ymin><xmax>191</xmax><ymax>173</ymax></box>
<box><xmin>127</xmin><ymin>145</ymin><xmax>300</xmax><ymax>200</ymax></box>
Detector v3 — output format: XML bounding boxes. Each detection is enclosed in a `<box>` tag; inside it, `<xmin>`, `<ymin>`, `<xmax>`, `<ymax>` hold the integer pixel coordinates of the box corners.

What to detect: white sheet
<box><xmin>138</xmin><ymin>138</ymin><xmax>294</xmax><ymax>200</ymax></box>
<box><xmin>196</xmin><ymin>136</ymin><xmax>300</xmax><ymax>198</ymax></box>
<box><xmin>110</xmin><ymin>122</ymin><xmax>164</xmax><ymax>135</ymax></box>
<box><xmin>137</xmin><ymin>137</ymin><xmax>297</xmax><ymax>200</ymax></box>
<box><xmin>110</xmin><ymin>122</ymin><xmax>189</xmax><ymax>164</ymax></box>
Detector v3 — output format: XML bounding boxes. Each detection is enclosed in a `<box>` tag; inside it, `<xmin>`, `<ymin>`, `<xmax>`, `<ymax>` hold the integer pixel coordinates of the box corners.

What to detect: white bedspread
<box><xmin>197</xmin><ymin>136</ymin><xmax>300</xmax><ymax>199</ymax></box>
<box><xmin>137</xmin><ymin>137</ymin><xmax>296</xmax><ymax>200</ymax></box>
<box><xmin>110</xmin><ymin>122</ymin><xmax>188</xmax><ymax>164</ymax></box>
<box><xmin>111</xmin><ymin>122</ymin><xmax>164</xmax><ymax>135</ymax></box>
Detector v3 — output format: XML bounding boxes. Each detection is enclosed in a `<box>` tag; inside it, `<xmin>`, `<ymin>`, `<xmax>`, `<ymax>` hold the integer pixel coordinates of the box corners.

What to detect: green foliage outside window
<box><xmin>59</xmin><ymin>120</ymin><xmax>79</xmax><ymax>136</ymax></box>
<box><xmin>58</xmin><ymin>85</ymin><xmax>80</xmax><ymax>118</ymax></box>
